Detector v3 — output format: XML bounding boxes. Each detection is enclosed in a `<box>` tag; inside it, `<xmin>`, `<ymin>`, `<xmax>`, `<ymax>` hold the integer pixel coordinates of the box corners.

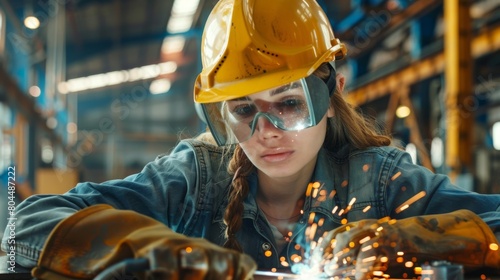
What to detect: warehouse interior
<box><xmin>0</xmin><ymin>0</ymin><xmax>499</xmax><ymax>198</ymax></box>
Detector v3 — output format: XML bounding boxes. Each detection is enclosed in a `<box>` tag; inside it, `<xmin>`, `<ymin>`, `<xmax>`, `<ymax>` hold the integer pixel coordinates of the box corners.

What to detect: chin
<box><xmin>259</xmin><ymin>163</ymin><xmax>301</xmax><ymax>178</ymax></box>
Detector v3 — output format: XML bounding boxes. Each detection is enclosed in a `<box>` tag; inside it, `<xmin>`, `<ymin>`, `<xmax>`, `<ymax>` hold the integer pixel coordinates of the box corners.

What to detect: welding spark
<box><xmin>312</xmin><ymin>188</ymin><xmax>319</xmax><ymax>198</ymax></box>
<box><xmin>362</xmin><ymin>164</ymin><xmax>370</xmax><ymax>172</ymax></box>
<box><xmin>391</xmin><ymin>171</ymin><xmax>402</xmax><ymax>181</ymax></box>
<box><xmin>308</xmin><ymin>213</ymin><xmax>316</xmax><ymax>224</ymax></box>
<box><xmin>359</xmin><ymin>236</ymin><xmax>371</xmax><ymax>244</ymax></box>
<box><xmin>308</xmin><ymin>223</ymin><xmax>318</xmax><ymax>240</ymax></box>
<box><xmin>306</xmin><ymin>183</ymin><xmax>314</xmax><ymax>197</ymax></box>
<box><xmin>318</xmin><ymin>190</ymin><xmax>327</xmax><ymax>202</ymax></box>
<box><xmin>348</xmin><ymin>198</ymin><xmax>356</xmax><ymax>206</ymax></box>
<box><xmin>361</xmin><ymin>245</ymin><xmax>372</xmax><ymax>252</ymax></box>
<box><xmin>329</xmin><ymin>190</ymin><xmax>336</xmax><ymax>199</ymax></box>
<box><xmin>395</xmin><ymin>191</ymin><xmax>427</xmax><ymax>214</ymax></box>
<box><xmin>398</xmin><ymin>204</ymin><xmax>409</xmax><ymax>212</ymax></box>
<box><xmin>362</xmin><ymin>256</ymin><xmax>377</xmax><ymax>263</ymax></box>
<box><xmin>288</xmin><ymin>182</ymin><xmax>428</xmax><ymax>279</ymax></box>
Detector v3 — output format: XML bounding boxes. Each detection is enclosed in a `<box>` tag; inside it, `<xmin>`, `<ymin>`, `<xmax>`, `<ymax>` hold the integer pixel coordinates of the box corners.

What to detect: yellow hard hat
<box><xmin>194</xmin><ymin>0</ymin><xmax>347</xmax><ymax>103</ymax></box>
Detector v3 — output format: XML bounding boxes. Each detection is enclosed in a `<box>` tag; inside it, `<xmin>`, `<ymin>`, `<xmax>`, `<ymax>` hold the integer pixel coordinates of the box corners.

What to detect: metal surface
<box><xmin>0</xmin><ymin>257</ymin><xmax>498</xmax><ymax>280</ymax></box>
<box><xmin>254</xmin><ymin>270</ymin><xmax>305</xmax><ymax>279</ymax></box>
<box><xmin>253</xmin><ymin>270</ymin><xmax>500</xmax><ymax>280</ymax></box>
<box><xmin>422</xmin><ymin>261</ymin><xmax>464</xmax><ymax>280</ymax></box>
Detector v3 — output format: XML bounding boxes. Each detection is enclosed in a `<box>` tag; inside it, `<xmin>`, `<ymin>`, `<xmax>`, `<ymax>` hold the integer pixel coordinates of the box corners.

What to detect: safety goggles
<box><xmin>198</xmin><ymin>74</ymin><xmax>332</xmax><ymax>146</ymax></box>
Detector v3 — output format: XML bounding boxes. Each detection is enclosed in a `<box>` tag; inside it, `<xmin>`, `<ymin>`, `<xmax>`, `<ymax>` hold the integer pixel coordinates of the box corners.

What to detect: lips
<box><xmin>261</xmin><ymin>150</ymin><xmax>294</xmax><ymax>162</ymax></box>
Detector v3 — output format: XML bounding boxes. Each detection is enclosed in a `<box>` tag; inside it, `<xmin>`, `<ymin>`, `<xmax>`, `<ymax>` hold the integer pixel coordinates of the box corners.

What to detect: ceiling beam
<box><xmin>336</xmin><ymin>0</ymin><xmax>442</xmax><ymax>59</ymax></box>
<box><xmin>346</xmin><ymin>24</ymin><xmax>500</xmax><ymax>105</ymax></box>
<box><xmin>65</xmin><ymin>29</ymin><xmax>202</xmax><ymax>65</ymax></box>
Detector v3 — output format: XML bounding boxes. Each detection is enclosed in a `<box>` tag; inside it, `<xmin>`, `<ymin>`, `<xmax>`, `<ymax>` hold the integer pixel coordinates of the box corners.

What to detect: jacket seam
<box><xmin>377</xmin><ymin>147</ymin><xmax>404</xmax><ymax>217</ymax></box>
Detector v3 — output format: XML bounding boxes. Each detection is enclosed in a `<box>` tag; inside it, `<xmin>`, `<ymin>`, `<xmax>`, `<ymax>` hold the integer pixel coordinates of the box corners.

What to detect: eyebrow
<box><xmin>270</xmin><ymin>84</ymin><xmax>292</xmax><ymax>96</ymax></box>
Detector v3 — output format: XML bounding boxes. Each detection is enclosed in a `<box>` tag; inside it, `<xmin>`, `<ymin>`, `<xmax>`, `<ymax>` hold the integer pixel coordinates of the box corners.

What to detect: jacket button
<box><xmin>261</xmin><ymin>242</ymin><xmax>271</xmax><ymax>251</ymax></box>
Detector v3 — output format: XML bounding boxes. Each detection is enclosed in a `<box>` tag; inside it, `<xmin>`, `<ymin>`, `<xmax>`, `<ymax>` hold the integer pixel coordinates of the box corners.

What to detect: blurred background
<box><xmin>0</xmin><ymin>0</ymin><xmax>499</xmax><ymax>202</ymax></box>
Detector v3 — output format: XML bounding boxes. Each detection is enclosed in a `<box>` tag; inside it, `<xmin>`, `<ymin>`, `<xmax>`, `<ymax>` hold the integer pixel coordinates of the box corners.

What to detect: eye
<box><xmin>277</xmin><ymin>97</ymin><xmax>306</xmax><ymax>111</ymax></box>
<box><xmin>282</xmin><ymin>98</ymin><xmax>301</xmax><ymax>106</ymax></box>
<box><xmin>231</xmin><ymin>103</ymin><xmax>256</xmax><ymax>119</ymax></box>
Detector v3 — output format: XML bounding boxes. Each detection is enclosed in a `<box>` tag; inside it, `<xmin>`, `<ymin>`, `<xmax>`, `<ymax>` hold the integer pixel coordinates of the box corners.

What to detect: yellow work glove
<box><xmin>31</xmin><ymin>204</ymin><xmax>256</xmax><ymax>280</ymax></box>
<box><xmin>311</xmin><ymin>209</ymin><xmax>500</xmax><ymax>280</ymax></box>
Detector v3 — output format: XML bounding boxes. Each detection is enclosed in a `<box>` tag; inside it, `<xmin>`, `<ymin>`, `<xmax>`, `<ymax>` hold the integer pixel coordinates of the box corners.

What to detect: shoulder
<box><xmin>154</xmin><ymin>137</ymin><xmax>235</xmax><ymax>180</ymax></box>
<box><xmin>181</xmin><ymin>138</ymin><xmax>234</xmax><ymax>163</ymax></box>
<box><xmin>353</xmin><ymin>146</ymin><xmax>411</xmax><ymax>170</ymax></box>
<box><xmin>156</xmin><ymin>137</ymin><xmax>234</xmax><ymax>162</ymax></box>
<box><xmin>330</xmin><ymin>144</ymin><xmax>406</xmax><ymax>162</ymax></box>
<box><xmin>358</xmin><ymin>145</ymin><xmax>407</xmax><ymax>159</ymax></box>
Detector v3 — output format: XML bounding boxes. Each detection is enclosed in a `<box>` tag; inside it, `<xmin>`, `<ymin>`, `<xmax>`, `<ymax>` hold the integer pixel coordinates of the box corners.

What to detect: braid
<box><xmin>223</xmin><ymin>145</ymin><xmax>254</xmax><ymax>252</ymax></box>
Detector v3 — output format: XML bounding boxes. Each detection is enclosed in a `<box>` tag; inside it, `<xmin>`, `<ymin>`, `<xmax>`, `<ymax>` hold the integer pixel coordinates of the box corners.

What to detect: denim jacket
<box><xmin>2</xmin><ymin>138</ymin><xmax>500</xmax><ymax>270</ymax></box>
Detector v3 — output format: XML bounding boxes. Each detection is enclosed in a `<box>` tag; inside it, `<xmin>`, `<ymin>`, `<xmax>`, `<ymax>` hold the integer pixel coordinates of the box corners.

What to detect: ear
<box><xmin>326</xmin><ymin>72</ymin><xmax>346</xmax><ymax>118</ymax></box>
<box><xmin>336</xmin><ymin>72</ymin><xmax>346</xmax><ymax>93</ymax></box>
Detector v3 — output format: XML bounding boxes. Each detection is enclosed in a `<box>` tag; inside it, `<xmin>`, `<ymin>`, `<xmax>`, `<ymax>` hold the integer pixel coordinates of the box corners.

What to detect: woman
<box><xmin>2</xmin><ymin>0</ymin><xmax>500</xmax><ymax>279</ymax></box>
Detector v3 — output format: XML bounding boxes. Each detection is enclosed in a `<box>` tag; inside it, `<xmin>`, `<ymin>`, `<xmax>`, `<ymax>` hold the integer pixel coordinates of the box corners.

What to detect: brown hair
<box><xmin>222</xmin><ymin>63</ymin><xmax>391</xmax><ymax>251</ymax></box>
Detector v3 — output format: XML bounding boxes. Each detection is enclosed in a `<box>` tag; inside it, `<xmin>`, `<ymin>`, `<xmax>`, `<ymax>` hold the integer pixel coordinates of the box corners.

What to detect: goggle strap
<box><xmin>304</xmin><ymin>75</ymin><xmax>330</xmax><ymax>124</ymax></box>
<box><xmin>325</xmin><ymin>61</ymin><xmax>337</xmax><ymax>96</ymax></box>
<box><xmin>200</xmin><ymin>103</ymin><xmax>227</xmax><ymax>146</ymax></box>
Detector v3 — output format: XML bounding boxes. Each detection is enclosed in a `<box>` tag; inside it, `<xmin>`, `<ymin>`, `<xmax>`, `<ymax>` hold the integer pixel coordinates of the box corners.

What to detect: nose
<box><xmin>253</xmin><ymin>114</ymin><xmax>282</xmax><ymax>139</ymax></box>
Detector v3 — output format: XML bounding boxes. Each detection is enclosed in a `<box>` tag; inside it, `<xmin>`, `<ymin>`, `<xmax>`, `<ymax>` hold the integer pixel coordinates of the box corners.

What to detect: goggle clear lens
<box><xmin>200</xmin><ymin>75</ymin><xmax>330</xmax><ymax>146</ymax></box>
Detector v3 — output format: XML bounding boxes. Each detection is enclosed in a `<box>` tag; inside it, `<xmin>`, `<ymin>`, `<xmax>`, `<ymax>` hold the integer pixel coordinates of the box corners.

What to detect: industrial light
<box><xmin>162</xmin><ymin>36</ymin><xmax>186</xmax><ymax>53</ymax></box>
<box><xmin>396</xmin><ymin>105</ymin><xmax>411</xmax><ymax>118</ymax></box>
<box><xmin>149</xmin><ymin>78</ymin><xmax>171</xmax><ymax>95</ymax></box>
<box><xmin>41</xmin><ymin>145</ymin><xmax>54</xmax><ymax>163</ymax></box>
<box><xmin>29</xmin><ymin>85</ymin><xmax>41</xmax><ymax>97</ymax></box>
<box><xmin>66</xmin><ymin>122</ymin><xmax>78</xmax><ymax>134</ymax></box>
<box><xmin>24</xmin><ymin>16</ymin><xmax>40</xmax><ymax>29</ymax></box>
<box><xmin>46</xmin><ymin>117</ymin><xmax>58</xmax><ymax>129</ymax></box>
<box><xmin>493</xmin><ymin>122</ymin><xmax>500</xmax><ymax>150</ymax></box>
<box><xmin>430</xmin><ymin>137</ymin><xmax>443</xmax><ymax>167</ymax></box>
<box><xmin>167</xmin><ymin>0</ymin><xmax>200</xmax><ymax>33</ymax></box>
<box><xmin>167</xmin><ymin>15</ymin><xmax>192</xmax><ymax>33</ymax></box>
<box><xmin>58</xmin><ymin>61</ymin><xmax>177</xmax><ymax>94</ymax></box>
<box><xmin>405</xmin><ymin>143</ymin><xmax>417</xmax><ymax>164</ymax></box>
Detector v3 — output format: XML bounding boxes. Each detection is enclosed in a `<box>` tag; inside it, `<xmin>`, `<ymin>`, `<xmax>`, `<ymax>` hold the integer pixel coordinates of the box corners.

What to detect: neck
<box><xmin>258</xmin><ymin>197</ymin><xmax>304</xmax><ymax>219</ymax></box>
<box><xmin>256</xmin><ymin>177</ymin><xmax>307</xmax><ymax>221</ymax></box>
<box><xmin>256</xmin><ymin>155</ymin><xmax>316</xmax><ymax>223</ymax></box>
<box><xmin>256</xmin><ymin>162</ymin><xmax>315</xmax><ymax>204</ymax></box>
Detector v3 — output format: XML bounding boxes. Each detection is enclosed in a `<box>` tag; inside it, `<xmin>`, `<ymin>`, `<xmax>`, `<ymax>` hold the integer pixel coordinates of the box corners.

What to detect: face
<box><xmin>239</xmin><ymin>101</ymin><xmax>333</xmax><ymax>181</ymax></box>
